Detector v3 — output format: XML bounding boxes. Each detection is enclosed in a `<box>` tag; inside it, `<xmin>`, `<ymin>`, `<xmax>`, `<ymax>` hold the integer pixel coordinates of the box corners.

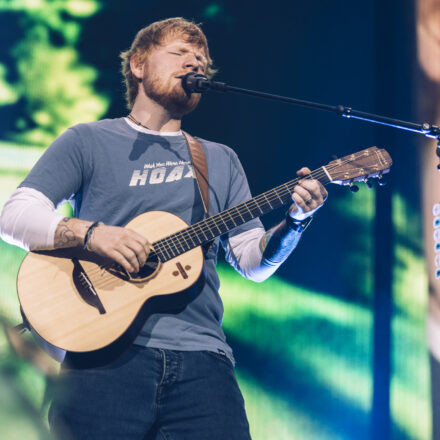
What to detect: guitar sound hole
<box><xmin>105</xmin><ymin>252</ymin><xmax>161</xmax><ymax>283</ymax></box>
<box><xmin>131</xmin><ymin>252</ymin><xmax>160</xmax><ymax>280</ymax></box>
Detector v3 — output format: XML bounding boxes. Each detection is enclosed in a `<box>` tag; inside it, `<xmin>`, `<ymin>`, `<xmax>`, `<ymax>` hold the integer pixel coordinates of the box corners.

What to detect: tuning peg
<box><xmin>364</xmin><ymin>177</ymin><xmax>374</xmax><ymax>189</ymax></box>
<box><xmin>349</xmin><ymin>182</ymin><xmax>359</xmax><ymax>193</ymax></box>
<box><xmin>377</xmin><ymin>173</ymin><xmax>387</xmax><ymax>186</ymax></box>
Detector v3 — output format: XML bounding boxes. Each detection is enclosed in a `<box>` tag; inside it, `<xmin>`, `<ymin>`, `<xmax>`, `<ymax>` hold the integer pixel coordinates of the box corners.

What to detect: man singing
<box><xmin>0</xmin><ymin>17</ymin><xmax>327</xmax><ymax>439</ymax></box>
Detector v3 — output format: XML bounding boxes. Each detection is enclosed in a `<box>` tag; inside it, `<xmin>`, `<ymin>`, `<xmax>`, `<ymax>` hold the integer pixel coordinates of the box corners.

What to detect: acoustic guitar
<box><xmin>16</xmin><ymin>147</ymin><xmax>392</xmax><ymax>353</ymax></box>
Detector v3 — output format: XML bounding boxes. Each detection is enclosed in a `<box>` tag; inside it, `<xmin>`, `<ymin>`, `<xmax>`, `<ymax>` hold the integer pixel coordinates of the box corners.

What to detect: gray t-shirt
<box><xmin>20</xmin><ymin>118</ymin><xmax>263</xmax><ymax>363</ymax></box>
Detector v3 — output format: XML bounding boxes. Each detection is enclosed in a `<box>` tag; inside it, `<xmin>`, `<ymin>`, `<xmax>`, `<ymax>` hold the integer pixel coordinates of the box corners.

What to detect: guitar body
<box><xmin>17</xmin><ymin>211</ymin><xmax>204</xmax><ymax>353</ymax></box>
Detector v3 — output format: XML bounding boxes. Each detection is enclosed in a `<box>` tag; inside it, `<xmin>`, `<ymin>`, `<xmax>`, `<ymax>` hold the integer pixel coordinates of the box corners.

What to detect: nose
<box><xmin>183</xmin><ymin>53</ymin><xmax>200</xmax><ymax>72</ymax></box>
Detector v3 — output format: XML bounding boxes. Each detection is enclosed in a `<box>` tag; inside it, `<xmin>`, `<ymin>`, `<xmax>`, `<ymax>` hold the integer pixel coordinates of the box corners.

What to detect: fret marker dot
<box><xmin>172</xmin><ymin>271</ymin><xmax>179</xmax><ymax>276</ymax></box>
<box><xmin>185</xmin><ymin>265</ymin><xmax>191</xmax><ymax>270</ymax></box>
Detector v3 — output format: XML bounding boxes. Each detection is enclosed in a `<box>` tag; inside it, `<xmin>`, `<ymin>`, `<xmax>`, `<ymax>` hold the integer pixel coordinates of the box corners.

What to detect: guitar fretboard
<box><xmin>152</xmin><ymin>167</ymin><xmax>331</xmax><ymax>262</ymax></box>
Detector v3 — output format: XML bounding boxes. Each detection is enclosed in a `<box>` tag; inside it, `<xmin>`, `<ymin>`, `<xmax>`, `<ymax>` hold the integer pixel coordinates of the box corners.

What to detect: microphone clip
<box><xmin>182</xmin><ymin>73</ymin><xmax>210</xmax><ymax>94</ymax></box>
<box><xmin>182</xmin><ymin>73</ymin><xmax>227</xmax><ymax>94</ymax></box>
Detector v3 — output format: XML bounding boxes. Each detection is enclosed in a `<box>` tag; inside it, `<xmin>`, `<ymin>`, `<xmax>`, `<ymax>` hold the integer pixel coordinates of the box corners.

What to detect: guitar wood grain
<box><xmin>17</xmin><ymin>211</ymin><xmax>204</xmax><ymax>352</ymax></box>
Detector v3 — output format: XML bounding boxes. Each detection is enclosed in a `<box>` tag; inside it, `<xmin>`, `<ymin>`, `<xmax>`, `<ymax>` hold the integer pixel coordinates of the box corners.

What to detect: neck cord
<box><xmin>127</xmin><ymin>113</ymin><xmax>152</xmax><ymax>130</ymax></box>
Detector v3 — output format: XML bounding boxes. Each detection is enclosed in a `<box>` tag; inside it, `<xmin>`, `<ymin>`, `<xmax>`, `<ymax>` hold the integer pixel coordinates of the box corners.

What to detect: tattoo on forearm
<box><xmin>259</xmin><ymin>230</ymin><xmax>274</xmax><ymax>254</ymax></box>
<box><xmin>54</xmin><ymin>217</ymin><xmax>79</xmax><ymax>248</ymax></box>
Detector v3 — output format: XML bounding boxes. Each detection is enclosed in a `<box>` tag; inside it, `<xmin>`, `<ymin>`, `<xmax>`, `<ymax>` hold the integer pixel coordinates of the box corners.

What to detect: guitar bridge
<box><xmin>72</xmin><ymin>258</ymin><xmax>106</xmax><ymax>314</ymax></box>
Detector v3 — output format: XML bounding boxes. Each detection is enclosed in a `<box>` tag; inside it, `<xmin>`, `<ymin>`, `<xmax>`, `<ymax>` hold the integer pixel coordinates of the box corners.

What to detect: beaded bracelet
<box><xmin>83</xmin><ymin>221</ymin><xmax>102</xmax><ymax>251</ymax></box>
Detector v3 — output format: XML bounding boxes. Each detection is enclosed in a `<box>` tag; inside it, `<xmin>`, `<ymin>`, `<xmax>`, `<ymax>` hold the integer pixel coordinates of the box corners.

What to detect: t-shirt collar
<box><xmin>124</xmin><ymin>117</ymin><xmax>183</xmax><ymax>137</ymax></box>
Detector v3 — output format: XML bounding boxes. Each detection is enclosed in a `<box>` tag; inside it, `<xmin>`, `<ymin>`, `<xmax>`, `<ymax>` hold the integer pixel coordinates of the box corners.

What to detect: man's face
<box><xmin>141</xmin><ymin>38</ymin><xmax>208</xmax><ymax>117</ymax></box>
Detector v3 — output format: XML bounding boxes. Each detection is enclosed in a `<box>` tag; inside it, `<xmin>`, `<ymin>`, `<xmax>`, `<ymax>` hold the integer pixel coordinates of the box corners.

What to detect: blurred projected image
<box><xmin>418</xmin><ymin>1</ymin><xmax>440</xmax><ymax>439</ymax></box>
<box><xmin>0</xmin><ymin>2</ymin><xmax>106</xmax><ymax>439</ymax></box>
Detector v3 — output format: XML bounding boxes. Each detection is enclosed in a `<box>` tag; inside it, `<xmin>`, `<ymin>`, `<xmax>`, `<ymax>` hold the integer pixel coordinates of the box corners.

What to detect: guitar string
<box><xmin>156</xmin><ymin>170</ymin><xmax>320</xmax><ymax>253</ymax></box>
<box><xmin>84</xmin><ymin>151</ymin><xmax>384</xmax><ymax>282</ymax></box>
<box><xmin>86</xmin><ymin>151</ymin><xmax>381</xmax><ymax>282</ymax></box>
<box><xmin>86</xmin><ymin>172</ymin><xmax>313</xmax><ymax>282</ymax></box>
<box><xmin>86</xmin><ymin>173</ymin><xmax>312</xmax><ymax>279</ymax></box>
<box><xmin>152</xmin><ymin>152</ymin><xmax>381</xmax><ymax>257</ymax></box>
<box><xmin>90</xmin><ymin>157</ymin><xmax>387</xmax><ymax>287</ymax></box>
<box><xmin>82</xmin><ymin>172</ymin><xmax>319</xmax><ymax>285</ymax></box>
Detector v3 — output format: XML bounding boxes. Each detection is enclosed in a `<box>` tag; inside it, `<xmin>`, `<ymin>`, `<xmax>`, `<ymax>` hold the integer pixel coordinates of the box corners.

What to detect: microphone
<box><xmin>181</xmin><ymin>73</ymin><xmax>227</xmax><ymax>94</ymax></box>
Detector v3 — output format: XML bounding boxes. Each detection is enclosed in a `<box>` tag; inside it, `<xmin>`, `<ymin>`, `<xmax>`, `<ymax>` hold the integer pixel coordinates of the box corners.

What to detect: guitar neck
<box><xmin>152</xmin><ymin>166</ymin><xmax>331</xmax><ymax>262</ymax></box>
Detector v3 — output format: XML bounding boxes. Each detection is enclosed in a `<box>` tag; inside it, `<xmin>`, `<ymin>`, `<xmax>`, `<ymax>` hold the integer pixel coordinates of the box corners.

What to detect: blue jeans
<box><xmin>48</xmin><ymin>345</ymin><xmax>252</xmax><ymax>439</ymax></box>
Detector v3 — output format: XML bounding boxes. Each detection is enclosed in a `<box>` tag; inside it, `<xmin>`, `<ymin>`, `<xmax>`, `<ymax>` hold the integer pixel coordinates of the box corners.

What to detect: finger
<box><xmin>108</xmin><ymin>249</ymin><xmax>136</xmax><ymax>274</ymax></box>
<box><xmin>296</xmin><ymin>167</ymin><xmax>311</xmax><ymax>177</ymax></box>
<box><xmin>125</xmin><ymin>229</ymin><xmax>151</xmax><ymax>256</ymax></box>
<box><xmin>125</xmin><ymin>239</ymin><xmax>148</xmax><ymax>268</ymax></box>
<box><xmin>125</xmin><ymin>228</ymin><xmax>149</xmax><ymax>245</ymax></box>
<box><xmin>298</xmin><ymin>180</ymin><xmax>325</xmax><ymax>204</ymax></box>
<box><xmin>293</xmin><ymin>185</ymin><xmax>314</xmax><ymax>206</ymax></box>
<box><xmin>118</xmin><ymin>246</ymin><xmax>140</xmax><ymax>273</ymax></box>
<box><xmin>292</xmin><ymin>192</ymin><xmax>313</xmax><ymax>212</ymax></box>
<box><xmin>136</xmin><ymin>238</ymin><xmax>151</xmax><ymax>263</ymax></box>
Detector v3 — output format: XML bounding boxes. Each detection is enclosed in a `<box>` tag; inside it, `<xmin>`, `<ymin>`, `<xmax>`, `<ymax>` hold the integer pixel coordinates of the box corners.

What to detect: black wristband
<box><xmin>285</xmin><ymin>212</ymin><xmax>313</xmax><ymax>233</ymax></box>
<box><xmin>83</xmin><ymin>221</ymin><xmax>102</xmax><ymax>251</ymax></box>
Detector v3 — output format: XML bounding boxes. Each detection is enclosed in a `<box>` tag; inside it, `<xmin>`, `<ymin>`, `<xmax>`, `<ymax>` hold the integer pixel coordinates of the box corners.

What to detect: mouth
<box><xmin>175</xmin><ymin>72</ymin><xmax>199</xmax><ymax>79</ymax></box>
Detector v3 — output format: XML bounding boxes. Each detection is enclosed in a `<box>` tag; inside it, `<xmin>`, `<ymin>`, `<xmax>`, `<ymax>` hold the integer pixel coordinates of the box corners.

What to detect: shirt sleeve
<box><xmin>221</xmin><ymin>149</ymin><xmax>264</xmax><ymax>236</ymax></box>
<box><xmin>0</xmin><ymin>126</ymin><xmax>89</xmax><ymax>251</ymax></box>
<box><xmin>219</xmin><ymin>149</ymin><xmax>298</xmax><ymax>282</ymax></box>
<box><xmin>220</xmin><ymin>150</ymin><xmax>277</xmax><ymax>282</ymax></box>
<box><xmin>19</xmin><ymin>126</ymin><xmax>91</xmax><ymax>207</ymax></box>
<box><xmin>0</xmin><ymin>187</ymin><xmax>64</xmax><ymax>250</ymax></box>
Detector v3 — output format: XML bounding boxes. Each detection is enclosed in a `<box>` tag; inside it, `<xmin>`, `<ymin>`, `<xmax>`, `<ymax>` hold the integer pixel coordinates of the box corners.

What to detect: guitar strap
<box><xmin>182</xmin><ymin>131</ymin><xmax>210</xmax><ymax>218</ymax></box>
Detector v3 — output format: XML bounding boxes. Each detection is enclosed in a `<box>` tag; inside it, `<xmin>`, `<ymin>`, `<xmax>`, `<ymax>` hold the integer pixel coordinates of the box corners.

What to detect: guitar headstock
<box><xmin>325</xmin><ymin>147</ymin><xmax>392</xmax><ymax>187</ymax></box>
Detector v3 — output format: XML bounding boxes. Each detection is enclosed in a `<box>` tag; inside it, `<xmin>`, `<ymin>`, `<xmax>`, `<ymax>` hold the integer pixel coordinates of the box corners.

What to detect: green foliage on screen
<box><xmin>0</xmin><ymin>63</ymin><xmax>18</xmax><ymax>105</ymax></box>
<box><xmin>329</xmin><ymin>185</ymin><xmax>375</xmax><ymax>302</ymax></box>
<box><xmin>0</xmin><ymin>0</ymin><xmax>108</xmax><ymax>146</ymax></box>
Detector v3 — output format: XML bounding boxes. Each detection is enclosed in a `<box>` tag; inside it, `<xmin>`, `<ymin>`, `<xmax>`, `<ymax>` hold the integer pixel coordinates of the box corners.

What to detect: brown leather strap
<box><xmin>182</xmin><ymin>131</ymin><xmax>209</xmax><ymax>218</ymax></box>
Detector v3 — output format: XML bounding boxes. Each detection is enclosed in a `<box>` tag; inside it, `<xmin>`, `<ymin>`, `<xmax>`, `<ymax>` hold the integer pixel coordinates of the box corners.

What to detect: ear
<box><xmin>130</xmin><ymin>55</ymin><xmax>144</xmax><ymax>81</ymax></box>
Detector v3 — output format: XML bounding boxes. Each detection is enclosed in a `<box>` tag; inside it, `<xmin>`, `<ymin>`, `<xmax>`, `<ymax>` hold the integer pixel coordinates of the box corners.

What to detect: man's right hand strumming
<box><xmin>54</xmin><ymin>217</ymin><xmax>151</xmax><ymax>274</ymax></box>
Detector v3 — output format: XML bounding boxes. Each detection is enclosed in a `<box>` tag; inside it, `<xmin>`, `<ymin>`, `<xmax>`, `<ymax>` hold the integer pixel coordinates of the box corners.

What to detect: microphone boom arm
<box><xmin>182</xmin><ymin>72</ymin><xmax>440</xmax><ymax>168</ymax></box>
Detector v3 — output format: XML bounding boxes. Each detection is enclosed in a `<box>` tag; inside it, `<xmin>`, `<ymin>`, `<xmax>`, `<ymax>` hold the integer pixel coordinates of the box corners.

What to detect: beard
<box><xmin>142</xmin><ymin>68</ymin><xmax>201</xmax><ymax>117</ymax></box>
